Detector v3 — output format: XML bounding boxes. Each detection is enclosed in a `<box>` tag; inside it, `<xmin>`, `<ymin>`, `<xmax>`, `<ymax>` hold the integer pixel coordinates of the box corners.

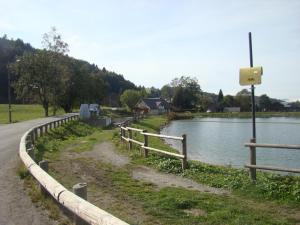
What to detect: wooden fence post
<box><xmin>249</xmin><ymin>138</ymin><xmax>256</xmax><ymax>181</ymax></box>
<box><xmin>143</xmin><ymin>130</ymin><xmax>148</xmax><ymax>157</ymax></box>
<box><xmin>182</xmin><ymin>134</ymin><xmax>187</xmax><ymax>170</ymax></box>
<box><xmin>45</xmin><ymin>124</ymin><xmax>48</xmax><ymax>133</ymax></box>
<box><xmin>73</xmin><ymin>183</ymin><xmax>88</xmax><ymax>225</ymax></box>
<box><xmin>128</xmin><ymin>129</ymin><xmax>133</xmax><ymax>150</ymax></box>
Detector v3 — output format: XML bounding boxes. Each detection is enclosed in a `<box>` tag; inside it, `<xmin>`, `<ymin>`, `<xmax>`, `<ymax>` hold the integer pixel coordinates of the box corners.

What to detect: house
<box><xmin>223</xmin><ymin>107</ymin><xmax>241</xmax><ymax>113</ymax></box>
<box><xmin>134</xmin><ymin>98</ymin><xmax>170</xmax><ymax>115</ymax></box>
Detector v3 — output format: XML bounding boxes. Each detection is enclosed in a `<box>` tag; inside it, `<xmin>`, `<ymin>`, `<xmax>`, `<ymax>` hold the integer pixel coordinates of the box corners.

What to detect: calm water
<box><xmin>161</xmin><ymin>117</ymin><xmax>300</xmax><ymax>170</ymax></box>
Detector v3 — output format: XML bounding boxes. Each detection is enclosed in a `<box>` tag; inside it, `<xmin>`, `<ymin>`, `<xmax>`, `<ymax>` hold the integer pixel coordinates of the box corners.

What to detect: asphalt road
<box><xmin>0</xmin><ymin>115</ymin><xmax>70</xmax><ymax>225</ymax></box>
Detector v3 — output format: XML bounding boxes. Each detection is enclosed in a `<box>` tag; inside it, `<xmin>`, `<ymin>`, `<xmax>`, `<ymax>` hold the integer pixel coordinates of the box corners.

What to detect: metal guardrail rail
<box><xmin>19</xmin><ymin>114</ymin><xmax>129</xmax><ymax>225</ymax></box>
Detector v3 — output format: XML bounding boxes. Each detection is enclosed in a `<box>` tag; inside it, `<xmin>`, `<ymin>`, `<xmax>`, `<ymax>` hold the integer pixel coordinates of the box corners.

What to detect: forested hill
<box><xmin>0</xmin><ymin>35</ymin><xmax>136</xmax><ymax>105</ymax></box>
<box><xmin>0</xmin><ymin>36</ymin><xmax>34</xmax><ymax>103</ymax></box>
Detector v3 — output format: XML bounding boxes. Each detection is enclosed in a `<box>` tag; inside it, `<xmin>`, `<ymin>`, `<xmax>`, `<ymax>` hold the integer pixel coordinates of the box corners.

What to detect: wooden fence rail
<box><xmin>120</xmin><ymin>126</ymin><xmax>187</xmax><ymax>169</ymax></box>
<box><xmin>19</xmin><ymin>114</ymin><xmax>129</xmax><ymax>225</ymax></box>
<box><xmin>244</xmin><ymin>139</ymin><xmax>300</xmax><ymax>181</ymax></box>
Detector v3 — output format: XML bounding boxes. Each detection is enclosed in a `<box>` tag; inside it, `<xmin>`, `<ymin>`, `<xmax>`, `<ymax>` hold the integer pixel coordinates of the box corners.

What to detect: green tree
<box><xmin>171</xmin><ymin>76</ymin><xmax>201</xmax><ymax>110</ymax></box>
<box><xmin>217</xmin><ymin>89</ymin><xmax>224</xmax><ymax>112</ymax></box>
<box><xmin>11</xmin><ymin>50</ymin><xmax>56</xmax><ymax>116</ymax></box>
<box><xmin>42</xmin><ymin>27</ymin><xmax>69</xmax><ymax>115</ymax></box>
<box><xmin>223</xmin><ymin>95</ymin><xmax>237</xmax><ymax>107</ymax></box>
<box><xmin>147</xmin><ymin>86</ymin><xmax>161</xmax><ymax>98</ymax></box>
<box><xmin>199</xmin><ymin>94</ymin><xmax>215</xmax><ymax>112</ymax></box>
<box><xmin>259</xmin><ymin>94</ymin><xmax>272</xmax><ymax>112</ymax></box>
<box><xmin>120</xmin><ymin>89</ymin><xmax>142</xmax><ymax>112</ymax></box>
<box><xmin>161</xmin><ymin>85</ymin><xmax>174</xmax><ymax>102</ymax></box>
<box><xmin>235</xmin><ymin>89</ymin><xmax>251</xmax><ymax>112</ymax></box>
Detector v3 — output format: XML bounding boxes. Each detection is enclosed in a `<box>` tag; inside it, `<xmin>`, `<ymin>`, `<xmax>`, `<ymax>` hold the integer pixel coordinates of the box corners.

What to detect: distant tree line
<box><xmin>1</xmin><ymin>29</ymin><xmax>136</xmax><ymax>116</ymax></box>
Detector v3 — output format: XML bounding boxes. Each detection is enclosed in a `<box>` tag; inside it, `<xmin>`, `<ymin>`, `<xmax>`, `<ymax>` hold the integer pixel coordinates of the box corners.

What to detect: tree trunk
<box><xmin>43</xmin><ymin>102</ymin><xmax>49</xmax><ymax>117</ymax></box>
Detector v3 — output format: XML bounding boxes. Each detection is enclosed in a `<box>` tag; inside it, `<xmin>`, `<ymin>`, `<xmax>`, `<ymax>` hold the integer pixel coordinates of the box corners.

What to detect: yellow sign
<box><xmin>239</xmin><ymin>66</ymin><xmax>263</xmax><ymax>86</ymax></box>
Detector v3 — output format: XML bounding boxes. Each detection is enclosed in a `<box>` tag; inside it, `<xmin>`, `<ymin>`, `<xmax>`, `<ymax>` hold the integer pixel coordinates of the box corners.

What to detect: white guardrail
<box><xmin>19</xmin><ymin>115</ymin><xmax>129</xmax><ymax>225</ymax></box>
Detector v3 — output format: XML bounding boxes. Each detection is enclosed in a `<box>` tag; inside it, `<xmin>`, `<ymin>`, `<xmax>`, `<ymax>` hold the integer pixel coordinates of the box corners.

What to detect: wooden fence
<box><xmin>20</xmin><ymin>114</ymin><xmax>129</xmax><ymax>225</ymax></box>
<box><xmin>245</xmin><ymin>138</ymin><xmax>300</xmax><ymax>181</ymax></box>
<box><xmin>120</xmin><ymin>126</ymin><xmax>187</xmax><ymax>169</ymax></box>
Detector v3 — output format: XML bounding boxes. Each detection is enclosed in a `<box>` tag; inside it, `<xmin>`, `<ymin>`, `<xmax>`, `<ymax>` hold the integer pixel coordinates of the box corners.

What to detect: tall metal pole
<box><xmin>248</xmin><ymin>32</ymin><xmax>256</xmax><ymax>140</ymax></box>
<box><xmin>7</xmin><ymin>67</ymin><xmax>12</xmax><ymax>123</ymax></box>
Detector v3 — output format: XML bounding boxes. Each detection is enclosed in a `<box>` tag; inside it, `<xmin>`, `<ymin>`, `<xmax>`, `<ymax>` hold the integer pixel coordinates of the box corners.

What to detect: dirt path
<box><xmin>132</xmin><ymin>166</ymin><xmax>228</xmax><ymax>195</ymax></box>
<box><xmin>81</xmin><ymin>142</ymin><xmax>130</xmax><ymax>167</ymax></box>
<box><xmin>81</xmin><ymin>141</ymin><xmax>228</xmax><ymax>195</ymax></box>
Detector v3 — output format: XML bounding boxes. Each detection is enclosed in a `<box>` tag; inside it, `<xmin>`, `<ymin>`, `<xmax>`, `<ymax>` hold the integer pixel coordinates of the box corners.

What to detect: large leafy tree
<box><xmin>120</xmin><ymin>89</ymin><xmax>142</xmax><ymax>111</ymax></box>
<box><xmin>11</xmin><ymin>50</ymin><xmax>56</xmax><ymax>116</ymax></box>
<box><xmin>235</xmin><ymin>89</ymin><xmax>251</xmax><ymax>112</ymax></box>
<box><xmin>161</xmin><ymin>84</ymin><xmax>174</xmax><ymax>102</ymax></box>
<box><xmin>42</xmin><ymin>27</ymin><xmax>69</xmax><ymax>114</ymax></box>
<box><xmin>259</xmin><ymin>94</ymin><xmax>272</xmax><ymax>112</ymax></box>
<box><xmin>171</xmin><ymin>76</ymin><xmax>202</xmax><ymax>110</ymax></box>
<box><xmin>9</xmin><ymin>27</ymin><xmax>69</xmax><ymax>116</ymax></box>
<box><xmin>223</xmin><ymin>95</ymin><xmax>238</xmax><ymax>107</ymax></box>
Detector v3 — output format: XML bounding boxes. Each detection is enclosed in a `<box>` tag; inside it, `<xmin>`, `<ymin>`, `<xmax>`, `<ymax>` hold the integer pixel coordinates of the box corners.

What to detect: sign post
<box><xmin>239</xmin><ymin>32</ymin><xmax>263</xmax><ymax>181</ymax></box>
<box><xmin>249</xmin><ymin>32</ymin><xmax>256</xmax><ymax>141</ymax></box>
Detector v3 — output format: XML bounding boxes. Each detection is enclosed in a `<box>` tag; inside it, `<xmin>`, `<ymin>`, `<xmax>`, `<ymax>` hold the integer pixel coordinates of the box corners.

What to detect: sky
<box><xmin>1</xmin><ymin>0</ymin><xmax>300</xmax><ymax>101</ymax></box>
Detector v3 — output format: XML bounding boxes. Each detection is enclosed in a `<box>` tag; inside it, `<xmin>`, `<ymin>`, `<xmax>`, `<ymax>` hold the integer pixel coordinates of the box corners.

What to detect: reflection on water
<box><xmin>161</xmin><ymin>117</ymin><xmax>300</xmax><ymax>170</ymax></box>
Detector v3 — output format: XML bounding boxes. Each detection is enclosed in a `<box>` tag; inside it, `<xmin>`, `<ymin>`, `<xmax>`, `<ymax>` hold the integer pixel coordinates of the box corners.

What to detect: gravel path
<box><xmin>90</xmin><ymin>141</ymin><xmax>228</xmax><ymax>195</ymax></box>
<box><xmin>0</xmin><ymin>115</ymin><xmax>73</xmax><ymax>225</ymax></box>
<box><xmin>81</xmin><ymin>142</ymin><xmax>130</xmax><ymax>167</ymax></box>
<box><xmin>132</xmin><ymin>166</ymin><xmax>229</xmax><ymax>195</ymax></box>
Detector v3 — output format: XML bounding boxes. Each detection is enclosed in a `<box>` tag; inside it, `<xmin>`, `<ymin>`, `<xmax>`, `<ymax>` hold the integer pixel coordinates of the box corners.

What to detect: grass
<box><xmin>0</xmin><ymin>104</ymin><xmax>65</xmax><ymax>124</ymax></box>
<box><xmin>168</xmin><ymin>111</ymin><xmax>300</xmax><ymax>120</ymax></box>
<box><xmin>34</xmin><ymin>120</ymin><xmax>113</xmax><ymax>161</ymax></box>
<box><xmin>29</xmin><ymin>120</ymin><xmax>300</xmax><ymax>224</ymax></box>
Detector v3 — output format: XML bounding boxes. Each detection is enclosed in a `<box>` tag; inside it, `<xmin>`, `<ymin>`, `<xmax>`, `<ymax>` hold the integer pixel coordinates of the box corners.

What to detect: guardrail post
<box><xmin>128</xmin><ymin>129</ymin><xmax>133</xmax><ymax>150</ymax></box>
<box><xmin>182</xmin><ymin>134</ymin><xmax>187</xmax><ymax>170</ymax></box>
<box><xmin>26</xmin><ymin>138</ymin><xmax>32</xmax><ymax>149</ymax></box>
<box><xmin>120</xmin><ymin>127</ymin><xmax>123</xmax><ymax>142</ymax></box>
<box><xmin>73</xmin><ymin>183</ymin><xmax>88</xmax><ymax>225</ymax></box>
<box><xmin>40</xmin><ymin>126</ymin><xmax>43</xmax><ymax>136</ymax></box>
<box><xmin>39</xmin><ymin>160</ymin><xmax>48</xmax><ymax>172</ymax></box>
<box><xmin>29</xmin><ymin>131</ymin><xmax>35</xmax><ymax>144</ymax></box>
<box><xmin>39</xmin><ymin>160</ymin><xmax>48</xmax><ymax>195</ymax></box>
<box><xmin>45</xmin><ymin>124</ymin><xmax>48</xmax><ymax>133</ymax></box>
<box><xmin>27</xmin><ymin>148</ymin><xmax>35</xmax><ymax>160</ymax></box>
<box><xmin>143</xmin><ymin>130</ymin><xmax>148</xmax><ymax>157</ymax></box>
<box><xmin>249</xmin><ymin>138</ymin><xmax>256</xmax><ymax>181</ymax></box>
<box><xmin>34</xmin><ymin>128</ymin><xmax>38</xmax><ymax>139</ymax></box>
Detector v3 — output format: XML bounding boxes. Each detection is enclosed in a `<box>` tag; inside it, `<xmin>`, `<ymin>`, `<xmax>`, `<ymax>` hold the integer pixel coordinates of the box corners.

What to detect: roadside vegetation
<box><xmin>0</xmin><ymin>104</ymin><xmax>65</xmax><ymax>124</ymax></box>
<box><xmin>18</xmin><ymin>117</ymin><xmax>300</xmax><ymax>225</ymax></box>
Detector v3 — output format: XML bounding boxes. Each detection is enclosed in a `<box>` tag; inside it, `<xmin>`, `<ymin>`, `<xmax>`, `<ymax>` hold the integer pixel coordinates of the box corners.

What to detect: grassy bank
<box><xmin>169</xmin><ymin>111</ymin><xmax>300</xmax><ymax>120</ymax></box>
<box><xmin>22</xmin><ymin>119</ymin><xmax>300</xmax><ymax>224</ymax></box>
<box><xmin>130</xmin><ymin>116</ymin><xmax>300</xmax><ymax>204</ymax></box>
<box><xmin>0</xmin><ymin>104</ymin><xmax>65</xmax><ymax>124</ymax></box>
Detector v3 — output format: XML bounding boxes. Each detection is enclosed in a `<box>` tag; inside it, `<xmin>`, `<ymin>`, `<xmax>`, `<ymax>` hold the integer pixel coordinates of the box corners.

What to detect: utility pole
<box><xmin>7</xmin><ymin>67</ymin><xmax>12</xmax><ymax>123</ymax></box>
<box><xmin>249</xmin><ymin>32</ymin><xmax>256</xmax><ymax>140</ymax></box>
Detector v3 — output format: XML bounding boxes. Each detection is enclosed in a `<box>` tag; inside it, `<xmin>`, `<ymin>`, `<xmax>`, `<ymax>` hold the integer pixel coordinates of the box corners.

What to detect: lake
<box><xmin>161</xmin><ymin>117</ymin><xmax>300</xmax><ymax>170</ymax></box>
